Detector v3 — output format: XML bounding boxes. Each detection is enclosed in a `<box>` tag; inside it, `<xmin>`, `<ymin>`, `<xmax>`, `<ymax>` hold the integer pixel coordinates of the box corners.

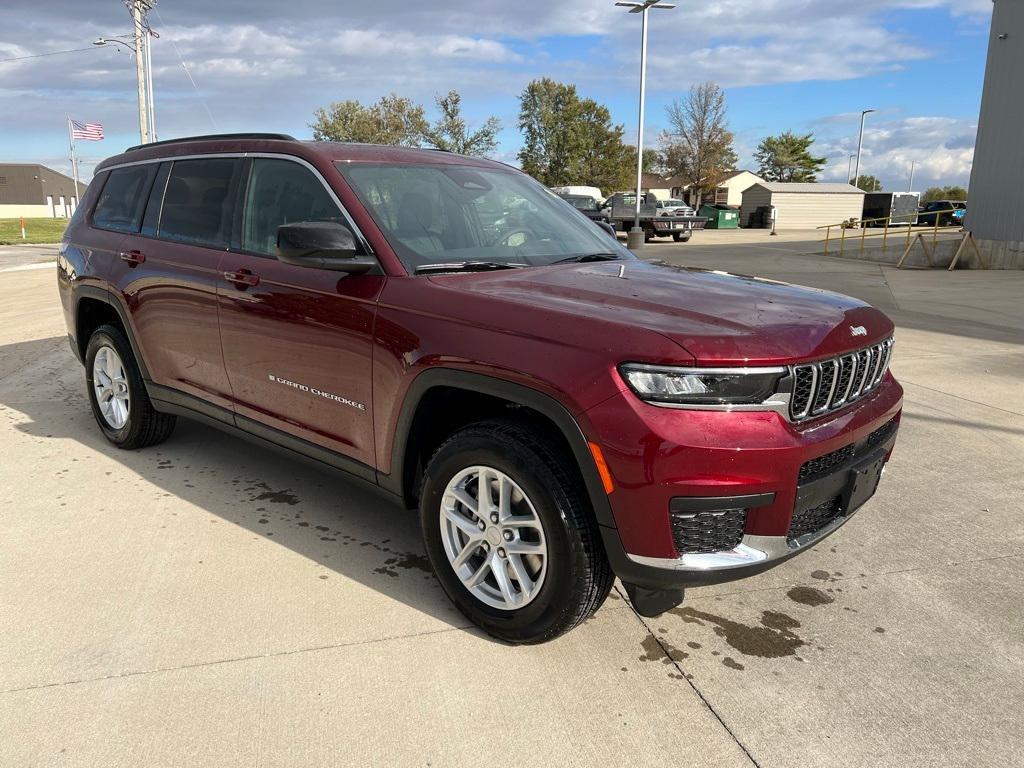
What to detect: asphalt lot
<box><xmin>1</xmin><ymin>231</ymin><xmax>1022</xmax><ymax>767</ymax></box>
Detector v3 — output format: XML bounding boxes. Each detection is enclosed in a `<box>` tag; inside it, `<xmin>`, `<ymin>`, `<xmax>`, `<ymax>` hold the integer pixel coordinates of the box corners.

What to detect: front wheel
<box><xmin>419</xmin><ymin>420</ymin><xmax>613</xmax><ymax>644</ymax></box>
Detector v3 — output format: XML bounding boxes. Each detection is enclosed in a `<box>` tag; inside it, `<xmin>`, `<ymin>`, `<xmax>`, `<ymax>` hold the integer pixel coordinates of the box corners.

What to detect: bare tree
<box><xmin>660</xmin><ymin>82</ymin><xmax>737</xmax><ymax>208</ymax></box>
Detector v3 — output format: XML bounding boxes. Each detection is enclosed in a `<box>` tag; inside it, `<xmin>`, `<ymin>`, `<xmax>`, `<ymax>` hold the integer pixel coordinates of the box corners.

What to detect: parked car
<box><xmin>917</xmin><ymin>200</ymin><xmax>966</xmax><ymax>227</ymax></box>
<box><xmin>59</xmin><ymin>134</ymin><xmax>903</xmax><ymax>643</ymax></box>
<box><xmin>656</xmin><ymin>198</ymin><xmax>696</xmax><ymax>217</ymax></box>
<box><xmin>555</xmin><ymin>193</ymin><xmax>611</xmax><ymax>226</ymax></box>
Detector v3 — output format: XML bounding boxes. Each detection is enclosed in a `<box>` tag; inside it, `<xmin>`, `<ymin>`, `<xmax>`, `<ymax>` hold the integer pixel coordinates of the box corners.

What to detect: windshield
<box><xmin>563</xmin><ymin>196</ymin><xmax>597</xmax><ymax>210</ymax></box>
<box><xmin>663</xmin><ymin>200</ymin><xmax>685</xmax><ymax>207</ymax></box>
<box><xmin>336</xmin><ymin>163</ymin><xmax>628</xmax><ymax>272</ymax></box>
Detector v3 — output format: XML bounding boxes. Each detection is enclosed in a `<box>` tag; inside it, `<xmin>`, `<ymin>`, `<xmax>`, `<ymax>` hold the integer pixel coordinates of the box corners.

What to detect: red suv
<box><xmin>59</xmin><ymin>134</ymin><xmax>902</xmax><ymax>643</ymax></box>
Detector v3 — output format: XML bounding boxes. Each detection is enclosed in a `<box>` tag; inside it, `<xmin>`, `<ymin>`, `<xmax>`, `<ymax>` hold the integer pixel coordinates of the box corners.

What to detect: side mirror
<box><xmin>276</xmin><ymin>221</ymin><xmax>376</xmax><ymax>274</ymax></box>
<box><xmin>595</xmin><ymin>220</ymin><xmax>617</xmax><ymax>239</ymax></box>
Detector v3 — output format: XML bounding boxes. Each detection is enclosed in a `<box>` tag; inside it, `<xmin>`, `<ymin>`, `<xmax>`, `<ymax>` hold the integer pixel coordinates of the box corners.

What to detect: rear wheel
<box><xmin>85</xmin><ymin>324</ymin><xmax>176</xmax><ymax>449</ymax></box>
<box><xmin>673</xmin><ymin>232</ymin><xmax>691</xmax><ymax>242</ymax></box>
<box><xmin>419</xmin><ymin>420</ymin><xmax>613</xmax><ymax>643</ymax></box>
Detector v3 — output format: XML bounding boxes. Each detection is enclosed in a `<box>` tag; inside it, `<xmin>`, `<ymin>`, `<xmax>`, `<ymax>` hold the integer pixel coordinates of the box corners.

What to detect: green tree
<box><xmin>518</xmin><ymin>78</ymin><xmax>633</xmax><ymax>191</ymax></box>
<box><xmin>421</xmin><ymin>90</ymin><xmax>501</xmax><ymax>157</ymax></box>
<box><xmin>311</xmin><ymin>93</ymin><xmax>428</xmax><ymax>146</ymax></box>
<box><xmin>754</xmin><ymin>131</ymin><xmax>827</xmax><ymax>182</ymax></box>
<box><xmin>922</xmin><ymin>185</ymin><xmax>968</xmax><ymax>202</ymax></box>
<box><xmin>659</xmin><ymin>82</ymin><xmax>738</xmax><ymax>207</ymax></box>
<box><xmin>854</xmin><ymin>174</ymin><xmax>882</xmax><ymax>192</ymax></box>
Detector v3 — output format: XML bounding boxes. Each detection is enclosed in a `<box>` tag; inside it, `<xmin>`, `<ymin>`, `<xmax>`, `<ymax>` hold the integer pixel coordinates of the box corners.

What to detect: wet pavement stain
<box><xmin>638</xmin><ymin>635</ymin><xmax>689</xmax><ymax>664</ymax></box>
<box><xmin>672</xmin><ymin>607</ymin><xmax>806</xmax><ymax>659</ymax></box>
<box><xmin>248</xmin><ymin>481</ymin><xmax>301</xmax><ymax>506</ymax></box>
<box><xmin>786</xmin><ymin>586</ymin><xmax>835</xmax><ymax>607</ymax></box>
<box><xmin>722</xmin><ymin>657</ymin><xmax>745</xmax><ymax>671</ymax></box>
<box><xmin>373</xmin><ymin>552</ymin><xmax>432</xmax><ymax>578</ymax></box>
<box><xmin>810</xmin><ymin>570</ymin><xmax>831</xmax><ymax>581</ymax></box>
<box><xmin>874</xmin><ymin>627</ymin><xmax>886</xmax><ymax>633</ymax></box>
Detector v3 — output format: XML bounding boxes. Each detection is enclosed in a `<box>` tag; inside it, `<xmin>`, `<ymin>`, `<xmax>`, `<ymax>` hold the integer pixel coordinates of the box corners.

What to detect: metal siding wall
<box><xmin>966</xmin><ymin>0</ymin><xmax>1023</xmax><ymax>242</ymax></box>
<box><xmin>773</xmin><ymin>193</ymin><xmax>863</xmax><ymax>229</ymax></box>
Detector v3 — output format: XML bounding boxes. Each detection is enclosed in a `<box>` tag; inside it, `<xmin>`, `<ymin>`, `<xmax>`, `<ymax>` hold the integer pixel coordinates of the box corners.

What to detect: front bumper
<box><xmin>587</xmin><ymin>374</ymin><xmax>902</xmax><ymax>589</ymax></box>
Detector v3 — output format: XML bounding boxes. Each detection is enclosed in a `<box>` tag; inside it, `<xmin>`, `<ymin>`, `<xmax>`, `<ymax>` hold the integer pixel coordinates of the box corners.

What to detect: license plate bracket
<box><xmin>843</xmin><ymin>455</ymin><xmax>886</xmax><ymax>514</ymax></box>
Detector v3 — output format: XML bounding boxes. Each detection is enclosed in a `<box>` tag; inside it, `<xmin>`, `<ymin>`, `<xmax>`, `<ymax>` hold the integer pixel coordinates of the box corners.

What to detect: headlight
<box><xmin>619</xmin><ymin>364</ymin><xmax>785</xmax><ymax>405</ymax></box>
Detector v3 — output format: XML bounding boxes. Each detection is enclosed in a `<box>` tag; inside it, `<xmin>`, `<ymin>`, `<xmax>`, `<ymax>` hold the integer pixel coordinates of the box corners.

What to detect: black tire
<box><xmin>643</xmin><ymin>228</ymin><xmax>654</xmax><ymax>243</ymax></box>
<box><xmin>85</xmin><ymin>324</ymin><xmax>176</xmax><ymax>449</ymax></box>
<box><xmin>673</xmin><ymin>233</ymin><xmax>691</xmax><ymax>242</ymax></box>
<box><xmin>420</xmin><ymin>419</ymin><xmax>614</xmax><ymax>644</ymax></box>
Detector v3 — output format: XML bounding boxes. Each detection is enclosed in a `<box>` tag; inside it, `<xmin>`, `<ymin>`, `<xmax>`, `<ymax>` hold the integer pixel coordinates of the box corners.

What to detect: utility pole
<box><xmin>130</xmin><ymin>1</ymin><xmax>149</xmax><ymax>144</ymax></box>
<box><xmin>908</xmin><ymin>160</ymin><xmax>915</xmax><ymax>193</ymax></box>
<box><xmin>123</xmin><ymin>1</ymin><xmax>157</xmax><ymax>144</ymax></box>
<box><xmin>616</xmin><ymin>1</ymin><xmax>675</xmax><ymax>250</ymax></box>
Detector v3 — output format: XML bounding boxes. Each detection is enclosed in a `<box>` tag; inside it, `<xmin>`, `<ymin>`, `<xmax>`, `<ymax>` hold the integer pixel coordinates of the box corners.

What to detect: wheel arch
<box><xmin>73</xmin><ymin>285</ymin><xmax>151</xmax><ymax>380</ymax></box>
<box><xmin>383</xmin><ymin>368</ymin><xmax>616</xmax><ymax>531</ymax></box>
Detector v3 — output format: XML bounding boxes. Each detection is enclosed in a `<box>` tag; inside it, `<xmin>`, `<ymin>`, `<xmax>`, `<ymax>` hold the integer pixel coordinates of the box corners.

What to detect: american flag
<box><xmin>70</xmin><ymin>120</ymin><xmax>104</xmax><ymax>141</ymax></box>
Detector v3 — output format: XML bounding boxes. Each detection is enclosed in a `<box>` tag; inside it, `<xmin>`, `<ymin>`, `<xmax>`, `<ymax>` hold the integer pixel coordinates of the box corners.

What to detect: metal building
<box><xmin>740</xmin><ymin>183</ymin><xmax>865</xmax><ymax>229</ymax></box>
<box><xmin>966</xmin><ymin>0</ymin><xmax>1023</xmax><ymax>268</ymax></box>
<box><xmin>0</xmin><ymin>163</ymin><xmax>85</xmax><ymax>219</ymax></box>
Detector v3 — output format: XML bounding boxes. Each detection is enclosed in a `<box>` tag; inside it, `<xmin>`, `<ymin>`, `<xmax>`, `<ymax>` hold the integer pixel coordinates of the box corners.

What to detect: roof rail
<box><xmin>124</xmin><ymin>133</ymin><xmax>297</xmax><ymax>152</ymax></box>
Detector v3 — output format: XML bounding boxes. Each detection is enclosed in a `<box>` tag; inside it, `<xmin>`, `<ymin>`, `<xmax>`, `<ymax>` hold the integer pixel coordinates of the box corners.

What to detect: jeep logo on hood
<box><xmin>850</xmin><ymin>325</ymin><xmax>868</xmax><ymax>337</ymax></box>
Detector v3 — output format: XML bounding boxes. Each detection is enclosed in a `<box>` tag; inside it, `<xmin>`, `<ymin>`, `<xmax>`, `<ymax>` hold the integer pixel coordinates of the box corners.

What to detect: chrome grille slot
<box><xmin>788</xmin><ymin>337</ymin><xmax>894</xmax><ymax>421</ymax></box>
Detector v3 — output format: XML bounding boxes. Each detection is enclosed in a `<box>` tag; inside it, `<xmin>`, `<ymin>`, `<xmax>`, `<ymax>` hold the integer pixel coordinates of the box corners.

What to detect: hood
<box><xmin>430</xmin><ymin>260</ymin><xmax>894</xmax><ymax>365</ymax></box>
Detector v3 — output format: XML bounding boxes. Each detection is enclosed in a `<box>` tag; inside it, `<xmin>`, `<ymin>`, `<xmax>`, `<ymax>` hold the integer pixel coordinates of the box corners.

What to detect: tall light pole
<box><xmin>616</xmin><ymin>0</ymin><xmax>675</xmax><ymax>250</ymax></box>
<box><xmin>847</xmin><ymin>154</ymin><xmax>856</xmax><ymax>184</ymax></box>
<box><xmin>908</xmin><ymin>160</ymin><xmax>915</xmax><ymax>193</ymax></box>
<box><xmin>95</xmin><ymin>31</ymin><xmax>156</xmax><ymax>144</ymax></box>
<box><xmin>853</xmin><ymin>108</ymin><xmax>875</xmax><ymax>189</ymax></box>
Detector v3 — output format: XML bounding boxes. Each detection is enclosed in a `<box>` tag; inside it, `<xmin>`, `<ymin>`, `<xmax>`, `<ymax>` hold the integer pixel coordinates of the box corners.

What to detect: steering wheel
<box><xmin>494</xmin><ymin>229</ymin><xmax>532</xmax><ymax>248</ymax></box>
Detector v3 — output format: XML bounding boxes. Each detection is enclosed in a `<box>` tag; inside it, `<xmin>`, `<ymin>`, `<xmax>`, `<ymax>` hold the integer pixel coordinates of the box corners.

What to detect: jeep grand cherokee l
<box><xmin>58</xmin><ymin>134</ymin><xmax>902</xmax><ymax>643</ymax></box>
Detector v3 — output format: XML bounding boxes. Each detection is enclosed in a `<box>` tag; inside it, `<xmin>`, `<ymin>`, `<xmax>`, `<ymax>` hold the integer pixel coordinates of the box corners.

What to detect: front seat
<box><xmin>394</xmin><ymin>192</ymin><xmax>445</xmax><ymax>258</ymax></box>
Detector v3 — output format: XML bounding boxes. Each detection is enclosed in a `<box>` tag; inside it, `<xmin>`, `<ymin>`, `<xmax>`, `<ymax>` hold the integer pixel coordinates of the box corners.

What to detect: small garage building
<box><xmin>740</xmin><ymin>182</ymin><xmax>864</xmax><ymax>229</ymax></box>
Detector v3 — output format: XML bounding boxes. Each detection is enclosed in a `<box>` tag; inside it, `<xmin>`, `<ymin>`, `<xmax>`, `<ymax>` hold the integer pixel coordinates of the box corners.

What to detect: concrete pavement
<box><xmin>1</xmin><ymin>239</ymin><xmax>1021</xmax><ymax>767</ymax></box>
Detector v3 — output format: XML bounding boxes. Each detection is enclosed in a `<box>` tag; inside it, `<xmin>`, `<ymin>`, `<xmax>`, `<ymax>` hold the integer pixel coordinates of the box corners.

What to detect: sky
<box><xmin>0</xmin><ymin>0</ymin><xmax>994</xmax><ymax>192</ymax></box>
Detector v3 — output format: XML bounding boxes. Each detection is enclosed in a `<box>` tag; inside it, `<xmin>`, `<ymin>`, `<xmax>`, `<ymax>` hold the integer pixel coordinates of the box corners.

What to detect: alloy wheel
<box><xmin>439</xmin><ymin>465</ymin><xmax>548</xmax><ymax>611</ymax></box>
<box><xmin>92</xmin><ymin>345</ymin><xmax>130</xmax><ymax>429</ymax></box>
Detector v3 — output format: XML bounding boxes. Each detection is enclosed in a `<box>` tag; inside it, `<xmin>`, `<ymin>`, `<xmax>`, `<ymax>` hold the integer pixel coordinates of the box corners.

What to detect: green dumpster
<box><xmin>698</xmin><ymin>204</ymin><xmax>740</xmax><ymax>229</ymax></box>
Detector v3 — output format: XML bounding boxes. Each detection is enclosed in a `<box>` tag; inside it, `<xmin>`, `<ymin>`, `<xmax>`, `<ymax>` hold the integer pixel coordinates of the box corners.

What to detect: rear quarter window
<box><xmin>91</xmin><ymin>165</ymin><xmax>157</xmax><ymax>233</ymax></box>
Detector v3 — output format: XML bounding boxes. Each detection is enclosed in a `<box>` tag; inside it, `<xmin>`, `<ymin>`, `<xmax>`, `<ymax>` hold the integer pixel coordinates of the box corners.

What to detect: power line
<box><xmin>0</xmin><ymin>46</ymin><xmax>102</xmax><ymax>64</ymax></box>
<box><xmin>152</xmin><ymin>6</ymin><xmax>218</xmax><ymax>131</ymax></box>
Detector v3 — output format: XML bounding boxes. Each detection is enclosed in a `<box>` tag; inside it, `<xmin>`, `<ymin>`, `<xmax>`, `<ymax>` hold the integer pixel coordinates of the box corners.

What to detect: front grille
<box><xmin>671</xmin><ymin>509</ymin><xmax>746</xmax><ymax>554</ymax></box>
<box><xmin>789</xmin><ymin>338</ymin><xmax>893</xmax><ymax>421</ymax></box>
<box><xmin>799</xmin><ymin>445</ymin><xmax>856</xmax><ymax>482</ymax></box>
<box><xmin>787</xmin><ymin>496</ymin><xmax>843</xmax><ymax>542</ymax></box>
<box><xmin>798</xmin><ymin>418</ymin><xmax>897</xmax><ymax>482</ymax></box>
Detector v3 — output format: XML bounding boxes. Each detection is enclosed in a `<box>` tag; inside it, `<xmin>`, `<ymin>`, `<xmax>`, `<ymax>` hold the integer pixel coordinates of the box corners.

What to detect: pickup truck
<box><xmin>603</xmin><ymin>191</ymin><xmax>707</xmax><ymax>242</ymax></box>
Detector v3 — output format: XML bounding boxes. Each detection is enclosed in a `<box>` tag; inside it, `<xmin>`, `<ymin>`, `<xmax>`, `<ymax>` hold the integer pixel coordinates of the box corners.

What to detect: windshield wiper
<box><xmin>415</xmin><ymin>261</ymin><xmax>528</xmax><ymax>275</ymax></box>
<box><xmin>552</xmin><ymin>252</ymin><xmax>622</xmax><ymax>264</ymax></box>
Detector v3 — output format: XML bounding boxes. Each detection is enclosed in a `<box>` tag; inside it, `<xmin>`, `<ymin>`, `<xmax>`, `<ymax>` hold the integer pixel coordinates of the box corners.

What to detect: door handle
<box><xmin>223</xmin><ymin>269</ymin><xmax>260</xmax><ymax>288</ymax></box>
<box><xmin>119</xmin><ymin>249</ymin><xmax>146</xmax><ymax>266</ymax></box>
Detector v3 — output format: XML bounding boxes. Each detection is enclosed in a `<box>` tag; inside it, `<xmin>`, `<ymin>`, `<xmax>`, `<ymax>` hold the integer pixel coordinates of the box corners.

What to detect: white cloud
<box><xmin>817</xmin><ymin>116</ymin><xmax>976</xmax><ymax>189</ymax></box>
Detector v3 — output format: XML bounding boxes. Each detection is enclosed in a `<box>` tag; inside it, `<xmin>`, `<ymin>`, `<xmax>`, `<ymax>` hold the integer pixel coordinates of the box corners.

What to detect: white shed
<box><xmin>740</xmin><ymin>183</ymin><xmax>865</xmax><ymax>229</ymax></box>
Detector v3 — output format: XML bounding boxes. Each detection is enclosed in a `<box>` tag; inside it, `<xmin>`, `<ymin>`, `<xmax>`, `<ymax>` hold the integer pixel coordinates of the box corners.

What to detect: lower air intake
<box><xmin>671</xmin><ymin>509</ymin><xmax>747</xmax><ymax>555</ymax></box>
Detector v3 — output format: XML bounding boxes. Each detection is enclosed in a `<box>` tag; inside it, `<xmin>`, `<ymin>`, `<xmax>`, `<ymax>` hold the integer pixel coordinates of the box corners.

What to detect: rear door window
<box><xmin>158</xmin><ymin>158</ymin><xmax>240</xmax><ymax>248</ymax></box>
<box><xmin>92</xmin><ymin>165</ymin><xmax>157</xmax><ymax>232</ymax></box>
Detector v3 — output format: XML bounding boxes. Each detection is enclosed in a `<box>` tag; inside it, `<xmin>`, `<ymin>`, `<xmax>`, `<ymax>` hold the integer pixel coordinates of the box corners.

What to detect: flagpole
<box><xmin>66</xmin><ymin>116</ymin><xmax>82</xmax><ymax>210</ymax></box>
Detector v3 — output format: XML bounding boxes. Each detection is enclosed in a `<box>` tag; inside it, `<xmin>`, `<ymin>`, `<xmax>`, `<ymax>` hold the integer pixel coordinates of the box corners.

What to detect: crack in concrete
<box><xmin>0</xmin><ymin>624</ymin><xmax>471</xmax><ymax>696</ymax></box>
<box><xmin>620</xmin><ymin>586</ymin><xmax>762</xmax><ymax>768</ymax></box>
